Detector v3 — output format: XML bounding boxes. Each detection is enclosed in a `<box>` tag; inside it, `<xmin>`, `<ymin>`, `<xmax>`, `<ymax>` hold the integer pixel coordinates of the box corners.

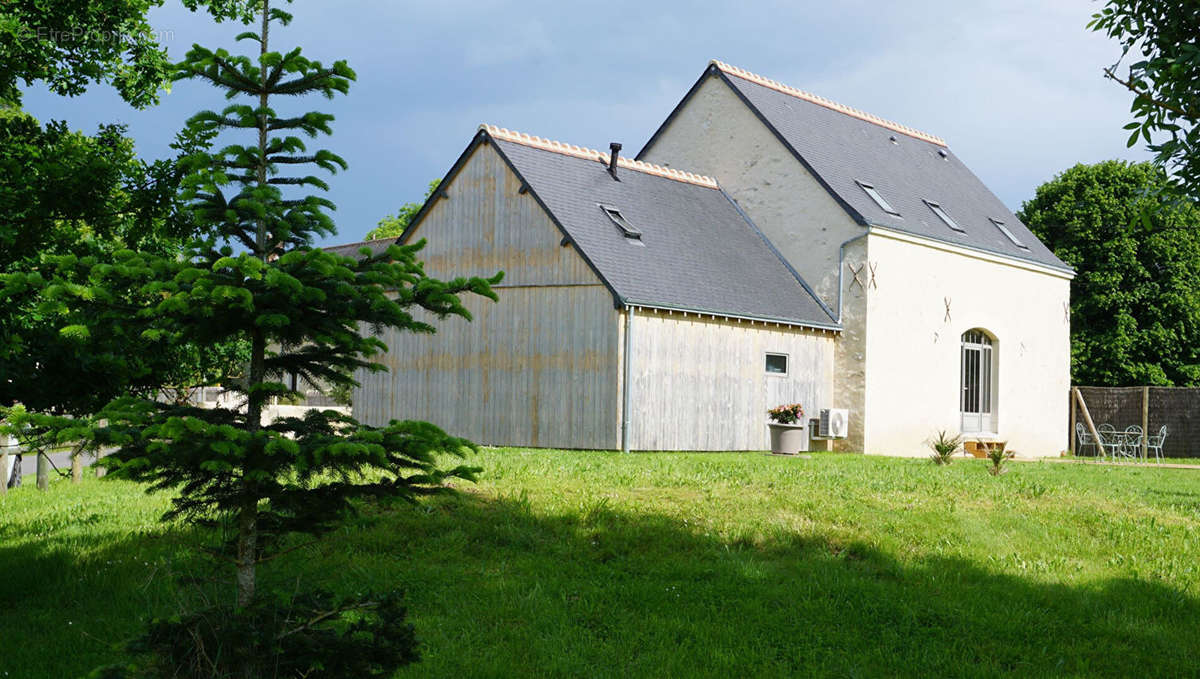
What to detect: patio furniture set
<box><xmin>1075</xmin><ymin>423</ymin><xmax>1168</xmax><ymax>462</ymax></box>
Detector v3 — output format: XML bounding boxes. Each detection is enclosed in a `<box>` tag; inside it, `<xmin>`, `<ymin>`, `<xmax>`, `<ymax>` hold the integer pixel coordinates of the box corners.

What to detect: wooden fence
<box><xmin>1070</xmin><ymin>386</ymin><xmax>1199</xmax><ymax>458</ymax></box>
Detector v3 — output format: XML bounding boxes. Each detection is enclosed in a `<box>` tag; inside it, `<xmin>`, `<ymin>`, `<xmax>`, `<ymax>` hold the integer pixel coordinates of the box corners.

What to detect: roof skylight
<box><xmin>990</xmin><ymin>218</ymin><xmax>1027</xmax><ymax>249</ymax></box>
<box><xmin>600</xmin><ymin>204</ymin><xmax>641</xmax><ymax>240</ymax></box>
<box><xmin>856</xmin><ymin>181</ymin><xmax>900</xmax><ymax>217</ymax></box>
<box><xmin>925</xmin><ymin>200</ymin><xmax>964</xmax><ymax>233</ymax></box>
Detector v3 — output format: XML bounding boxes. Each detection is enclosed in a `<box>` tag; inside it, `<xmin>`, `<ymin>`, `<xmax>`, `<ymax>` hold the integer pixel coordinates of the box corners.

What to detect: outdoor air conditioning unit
<box><xmin>819</xmin><ymin>408</ymin><xmax>850</xmax><ymax>438</ymax></box>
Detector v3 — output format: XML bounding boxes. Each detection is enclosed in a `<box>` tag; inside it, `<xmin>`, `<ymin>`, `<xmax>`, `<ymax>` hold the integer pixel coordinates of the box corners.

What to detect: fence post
<box><xmin>1069</xmin><ymin>388</ymin><xmax>1077</xmax><ymax>456</ymax></box>
<box><xmin>1073</xmin><ymin>388</ymin><xmax>1104</xmax><ymax>459</ymax></box>
<box><xmin>36</xmin><ymin>451</ymin><xmax>48</xmax><ymax>490</ymax></box>
<box><xmin>1142</xmin><ymin>386</ymin><xmax>1150</xmax><ymax>461</ymax></box>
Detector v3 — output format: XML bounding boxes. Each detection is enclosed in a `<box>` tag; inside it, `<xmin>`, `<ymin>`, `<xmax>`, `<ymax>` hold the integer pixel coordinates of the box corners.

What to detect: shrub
<box><xmin>927</xmin><ymin>431</ymin><xmax>962</xmax><ymax>465</ymax></box>
<box><xmin>985</xmin><ymin>442</ymin><xmax>1015</xmax><ymax>476</ymax></box>
<box><xmin>90</xmin><ymin>590</ymin><xmax>418</xmax><ymax>678</ymax></box>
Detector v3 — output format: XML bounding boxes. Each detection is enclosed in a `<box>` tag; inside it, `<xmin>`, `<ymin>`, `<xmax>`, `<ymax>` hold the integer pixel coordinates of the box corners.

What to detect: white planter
<box><xmin>768</xmin><ymin>421</ymin><xmax>808</xmax><ymax>455</ymax></box>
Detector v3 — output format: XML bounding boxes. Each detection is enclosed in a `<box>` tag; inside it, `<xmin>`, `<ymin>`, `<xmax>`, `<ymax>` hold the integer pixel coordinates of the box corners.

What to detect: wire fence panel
<box><xmin>1073</xmin><ymin>386</ymin><xmax>1197</xmax><ymax>458</ymax></box>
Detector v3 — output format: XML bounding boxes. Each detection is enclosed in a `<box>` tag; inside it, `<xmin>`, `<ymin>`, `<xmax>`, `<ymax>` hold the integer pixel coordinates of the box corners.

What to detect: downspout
<box><xmin>836</xmin><ymin>232</ymin><xmax>869</xmax><ymax>323</ymax></box>
<box><xmin>621</xmin><ymin>305</ymin><xmax>634</xmax><ymax>453</ymax></box>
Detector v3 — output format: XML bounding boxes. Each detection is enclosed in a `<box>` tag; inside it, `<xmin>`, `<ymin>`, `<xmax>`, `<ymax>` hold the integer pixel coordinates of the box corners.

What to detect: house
<box><xmin>344</xmin><ymin>61</ymin><xmax>1073</xmax><ymax>456</ymax></box>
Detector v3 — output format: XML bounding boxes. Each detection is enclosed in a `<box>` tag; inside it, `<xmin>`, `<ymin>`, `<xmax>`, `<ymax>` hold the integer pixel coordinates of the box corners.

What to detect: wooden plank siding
<box><xmin>353</xmin><ymin>141</ymin><xmax>621</xmax><ymax>449</ymax></box>
<box><xmin>622</xmin><ymin>309</ymin><xmax>835</xmax><ymax>451</ymax></box>
<box><xmin>356</xmin><ymin>287</ymin><xmax>619</xmax><ymax>449</ymax></box>
<box><xmin>407</xmin><ymin>141</ymin><xmax>599</xmax><ymax>286</ymax></box>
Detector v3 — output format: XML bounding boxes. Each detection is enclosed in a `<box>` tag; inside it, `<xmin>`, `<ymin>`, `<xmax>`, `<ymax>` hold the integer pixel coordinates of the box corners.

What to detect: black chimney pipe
<box><xmin>608</xmin><ymin>142</ymin><xmax>622</xmax><ymax>179</ymax></box>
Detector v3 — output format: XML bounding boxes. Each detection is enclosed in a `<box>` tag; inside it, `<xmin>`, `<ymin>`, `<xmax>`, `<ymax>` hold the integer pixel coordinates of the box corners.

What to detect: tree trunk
<box><xmin>236</xmin><ymin>499</ymin><xmax>258</xmax><ymax>607</ymax></box>
<box><xmin>0</xmin><ymin>451</ymin><xmax>7</xmax><ymax>495</ymax></box>
<box><xmin>236</xmin><ymin>0</ymin><xmax>272</xmax><ymax>607</ymax></box>
<box><xmin>71</xmin><ymin>447</ymin><xmax>83</xmax><ymax>484</ymax></box>
<box><xmin>36</xmin><ymin>452</ymin><xmax>48</xmax><ymax>490</ymax></box>
<box><xmin>232</xmin><ymin>0</ymin><xmax>272</xmax><ymax>621</ymax></box>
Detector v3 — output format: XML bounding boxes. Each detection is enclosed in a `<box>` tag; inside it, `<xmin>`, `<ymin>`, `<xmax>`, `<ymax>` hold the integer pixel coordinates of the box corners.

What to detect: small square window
<box><xmin>599</xmin><ymin>204</ymin><xmax>641</xmax><ymax>239</ymax></box>
<box><xmin>990</xmin><ymin>218</ymin><xmax>1028</xmax><ymax>249</ymax></box>
<box><xmin>765</xmin><ymin>353</ymin><xmax>788</xmax><ymax>375</ymax></box>
<box><xmin>856</xmin><ymin>181</ymin><xmax>900</xmax><ymax>217</ymax></box>
<box><xmin>925</xmin><ymin>200</ymin><xmax>964</xmax><ymax>233</ymax></box>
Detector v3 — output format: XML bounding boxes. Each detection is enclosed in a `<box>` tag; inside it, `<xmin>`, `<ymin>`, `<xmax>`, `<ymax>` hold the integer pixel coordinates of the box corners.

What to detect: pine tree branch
<box><xmin>274</xmin><ymin>600</ymin><xmax>378</xmax><ymax>641</ymax></box>
<box><xmin>254</xmin><ymin>539</ymin><xmax>319</xmax><ymax>565</ymax></box>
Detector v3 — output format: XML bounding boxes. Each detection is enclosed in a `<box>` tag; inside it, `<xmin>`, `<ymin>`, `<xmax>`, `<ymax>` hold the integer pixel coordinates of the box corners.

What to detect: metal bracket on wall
<box><xmin>1063</xmin><ymin>301</ymin><xmax>1070</xmax><ymax>323</ymax></box>
<box><xmin>868</xmin><ymin>261</ymin><xmax>878</xmax><ymax>290</ymax></box>
<box><xmin>848</xmin><ymin>262</ymin><xmax>866</xmax><ymax>290</ymax></box>
<box><xmin>944</xmin><ymin>296</ymin><xmax>952</xmax><ymax>323</ymax></box>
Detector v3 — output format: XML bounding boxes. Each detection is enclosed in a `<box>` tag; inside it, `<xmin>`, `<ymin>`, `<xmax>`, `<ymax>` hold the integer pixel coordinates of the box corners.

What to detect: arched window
<box><xmin>961</xmin><ymin>330</ymin><xmax>995</xmax><ymax>433</ymax></box>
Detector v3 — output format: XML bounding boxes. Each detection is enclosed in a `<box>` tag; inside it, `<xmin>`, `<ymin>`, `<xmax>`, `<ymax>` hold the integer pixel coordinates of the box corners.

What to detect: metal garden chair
<box><xmin>1098</xmin><ymin>423</ymin><xmax>1120</xmax><ymax>460</ymax></box>
<box><xmin>1075</xmin><ymin>422</ymin><xmax>1098</xmax><ymax>457</ymax></box>
<box><xmin>1146</xmin><ymin>425</ymin><xmax>1168</xmax><ymax>462</ymax></box>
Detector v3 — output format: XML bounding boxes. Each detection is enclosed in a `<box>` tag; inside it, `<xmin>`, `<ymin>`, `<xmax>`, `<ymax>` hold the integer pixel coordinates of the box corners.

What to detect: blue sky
<box><xmin>22</xmin><ymin>0</ymin><xmax>1150</xmax><ymax>246</ymax></box>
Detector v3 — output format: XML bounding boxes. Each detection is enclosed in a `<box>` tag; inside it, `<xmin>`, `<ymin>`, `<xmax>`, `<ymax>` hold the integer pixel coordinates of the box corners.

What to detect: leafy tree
<box><xmin>7</xmin><ymin>0</ymin><xmax>498</xmax><ymax>674</ymax></box>
<box><xmin>0</xmin><ymin>0</ymin><xmax>258</xmax><ymax>107</ymax></box>
<box><xmin>1090</xmin><ymin>2</ymin><xmax>1200</xmax><ymax>201</ymax></box>
<box><xmin>364</xmin><ymin>179</ymin><xmax>440</xmax><ymax>240</ymax></box>
<box><xmin>0</xmin><ymin>108</ymin><xmax>239</xmax><ymax>416</ymax></box>
<box><xmin>1</xmin><ymin>1</ymin><xmax>262</xmax><ymax>417</ymax></box>
<box><xmin>1018</xmin><ymin>160</ymin><xmax>1200</xmax><ymax>386</ymax></box>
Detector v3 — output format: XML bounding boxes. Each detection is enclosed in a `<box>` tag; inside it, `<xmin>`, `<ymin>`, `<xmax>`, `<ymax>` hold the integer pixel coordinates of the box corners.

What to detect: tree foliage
<box><xmin>0</xmin><ymin>0</ymin><xmax>259</xmax><ymax>107</ymax></box>
<box><xmin>6</xmin><ymin>1</ymin><xmax>498</xmax><ymax>674</ymax></box>
<box><xmin>1090</xmin><ymin>2</ymin><xmax>1200</xmax><ymax>201</ymax></box>
<box><xmin>1019</xmin><ymin>160</ymin><xmax>1200</xmax><ymax>386</ymax></box>
<box><xmin>0</xmin><ymin>107</ymin><xmax>246</xmax><ymax>415</ymax></box>
<box><xmin>0</xmin><ymin>0</ymin><xmax>265</xmax><ymax>415</ymax></box>
<box><xmin>364</xmin><ymin>179</ymin><xmax>439</xmax><ymax>241</ymax></box>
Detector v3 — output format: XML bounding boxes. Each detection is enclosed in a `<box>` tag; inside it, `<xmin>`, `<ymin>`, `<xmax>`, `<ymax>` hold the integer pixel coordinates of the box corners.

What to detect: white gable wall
<box><xmin>862</xmin><ymin>230</ymin><xmax>1071</xmax><ymax>456</ymax></box>
<box><xmin>641</xmin><ymin>71</ymin><xmax>1071</xmax><ymax>457</ymax></box>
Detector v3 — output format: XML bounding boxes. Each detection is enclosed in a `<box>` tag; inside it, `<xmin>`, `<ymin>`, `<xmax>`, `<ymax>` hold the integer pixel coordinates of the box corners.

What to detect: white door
<box><xmin>960</xmin><ymin>330</ymin><xmax>994</xmax><ymax>433</ymax></box>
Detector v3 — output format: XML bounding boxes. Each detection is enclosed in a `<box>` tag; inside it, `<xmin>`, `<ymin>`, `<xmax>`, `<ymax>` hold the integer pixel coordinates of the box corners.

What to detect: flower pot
<box><xmin>768</xmin><ymin>421</ymin><xmax>808</xmax><ymax>455</ymax></box>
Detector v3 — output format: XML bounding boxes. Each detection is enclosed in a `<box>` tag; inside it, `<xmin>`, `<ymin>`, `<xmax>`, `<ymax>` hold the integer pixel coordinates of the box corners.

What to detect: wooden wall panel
<box><xmin>355</xmin><ymin>141</ymin><xmax>619</xmax><ymax>449</ymax></box>
<box><xmin>406</xmin><ymin>142</ymin><xmax>598</xmax><ymax>287</ymax></box>
<box><xmin>355</xmin><ymin>287</ymin><xmax>619</xmax><ymax>449</ymax></box>
<box><xmin>623</xmin><ymin>310</ymin><xmax>835</xmax><ymax>451</ymax></box>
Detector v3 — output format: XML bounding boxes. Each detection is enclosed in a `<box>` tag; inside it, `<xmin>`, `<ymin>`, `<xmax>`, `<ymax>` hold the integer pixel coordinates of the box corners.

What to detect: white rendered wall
<box><xmin>861</xmin><ymin>230</ymin><xmax>1072</xmax><ymax>457</ymax></box>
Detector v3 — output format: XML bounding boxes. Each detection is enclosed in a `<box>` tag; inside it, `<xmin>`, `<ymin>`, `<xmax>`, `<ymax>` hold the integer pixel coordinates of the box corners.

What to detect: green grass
<box><xmin>3</xmin><ymin>451</ymin><xmax>1200</xmax><ymax>677</ymax></box>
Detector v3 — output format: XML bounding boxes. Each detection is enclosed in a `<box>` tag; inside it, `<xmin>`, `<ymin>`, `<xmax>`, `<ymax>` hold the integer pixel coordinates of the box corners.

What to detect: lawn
<box><xmin>2</xmin><ymin>450</ymin><xmax>1199</xmax><ymax>677</ymax></box>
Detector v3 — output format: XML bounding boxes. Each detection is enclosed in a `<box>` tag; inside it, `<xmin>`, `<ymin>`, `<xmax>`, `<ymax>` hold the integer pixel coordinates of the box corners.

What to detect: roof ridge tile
<box><xmin>710</xmin><ymin>60</ymin><xmax>947</xmax><ymax>146</ymax></box>
<box><xmin>481</xmin><ymin>124</ymin><xmax>720</xmax><ymax>188</ymax></box>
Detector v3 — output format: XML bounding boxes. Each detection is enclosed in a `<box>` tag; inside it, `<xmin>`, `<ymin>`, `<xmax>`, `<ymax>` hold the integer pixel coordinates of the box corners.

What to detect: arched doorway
<box><xmin>960</xmin><ymin>329</ymin><xmax>995</xmax><ymax>433</ymax></box>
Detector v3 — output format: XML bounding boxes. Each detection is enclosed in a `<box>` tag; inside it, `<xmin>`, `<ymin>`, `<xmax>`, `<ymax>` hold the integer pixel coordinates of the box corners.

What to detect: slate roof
<box><xmin>640</xmin><ymin>61</ymin><xmax>1072</xmax><ymax>273</ymax></box>
<box><xmin>484</xmin><ymin>127</ymin><xmax>836</xmax><ymax>327</ymax></box>
<box><xmin>381</xmin><ymin>126</ymin><xmax>835</xmax><ymax>328</ymax></box>
<box><xmin>323</xmin><ymin>237</ymin><xmax>394</xmax><ymax>259</ymax></box>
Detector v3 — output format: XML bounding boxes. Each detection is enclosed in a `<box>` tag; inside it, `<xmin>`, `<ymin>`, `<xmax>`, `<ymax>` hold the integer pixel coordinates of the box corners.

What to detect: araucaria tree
<box><xmin>16</xmin><ymin>2</ymin><xmax>498</xmax><ymax>675</ymax></box>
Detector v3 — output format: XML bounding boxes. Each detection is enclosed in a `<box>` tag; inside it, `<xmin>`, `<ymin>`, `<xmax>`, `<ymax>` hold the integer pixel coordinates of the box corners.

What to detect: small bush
<box><xmin>90</xmin><ymin>589</ymin><xmax>418</xmax><ymax>678</ymax></box>
<box><xmin>927</xmin><ymin>431</ymin><xmax>962</xmax><ymax>465</ymax></box>
<box><xmin>985</xmin><ymin>442</ymin><xmax>1015</xmax><ymax>476</ymax></box>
